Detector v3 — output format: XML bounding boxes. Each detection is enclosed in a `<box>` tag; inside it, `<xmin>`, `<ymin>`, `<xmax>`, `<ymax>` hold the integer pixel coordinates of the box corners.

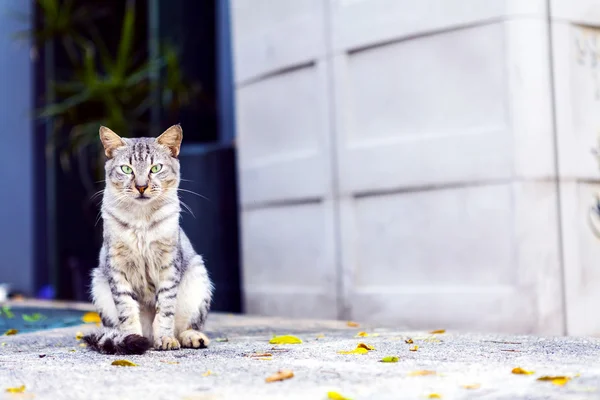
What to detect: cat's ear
<box><xmin>99</xmin><ymin>126</ymin><xmax>126</xmax><ymax>158</ymax></box>
<box><xmin>156</xmin><ymin>124</ymin><xmax>183</xmax><ymax>158</ymax></box>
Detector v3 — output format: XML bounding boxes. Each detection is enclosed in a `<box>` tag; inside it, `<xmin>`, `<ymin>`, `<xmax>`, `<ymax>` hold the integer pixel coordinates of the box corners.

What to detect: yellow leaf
<box><xmin>265</xmin><ymin>369</ymin><xmax>294</xmax><ymax>383</ymax></box>
<box><xmin>462</xmin><ymin>384</ymin><xmax>481</xmax><ymax>390</ymax></box>
<box><xmin>408</xmin><ymin>370</ymin><xmax>436</xmax><ymax>376</ymax></box>
<box><xmin>355</xmin><ymin>332</ymin><xmax>369</xmax><ymax>337</ymax></box>
<box><xmin>512</xmin><ymin>367</ymin><xmax>535</xmax><ymax>375</ymax></box>
<box><xmin>405</xmin><ymin>338</ymin><xmax>414</xmax><ymax>344</ymax></box>
<box><xmin>160</xmin><ymin>360</ymin><xmax>180</xmax><ymax>365</ymax></box>
<box><xmin>4</xmin><ymin>329</ymin><xmax>17</xmax><ymax>336</ymax></box>
<box><xmin>68</xmin><ymin>349</ymin><xmax>76</xmax><ymax>352</ymax></box>
<box><xmin>269</xmin><ymin>335</ymin><xmax>302</xmax><ymax>345</ymax></box>
<box><xmin>347</xmin><ymin>321</ymin><xmax>360</xmax><ymax>327</ymax></box>
<box><xmin>202</xmin><ymin>370</ymin><xmax>212</xmax><ymax>377</ymax></box>
<box><xmin>111</xmin><ymin>359</ymin><xmax>137</xmax><ymax>367</ymax></box>
<box><xmin>82</xmin><ymin>312</ymin><xmax>101</xmax><ymax>324</ymax></box>
<box><xmin>338</xmin><ymin>348</ymin><xmax>369</xmax><ymax>355</ymax></box>
<box><xmin>409</xmin><ymin>345</ymin><xmax>419</xmax><ymax>351</ymax></box>
<box><xmin>380</xmin><ymin>356</ymin><xmax>399</xmax><ymax>363</ymax></box>
<box><xmin>5</xmin><ymin>385</ymin><xmax>25</xmax><ymax>393</ymax></box>
<box><xmin>428</xmin><ymin>394</ymin><xmax>442</xmax><ymax>399</ymax></box>
<box><xmin>316</xmin><ymin>334</ymin><xmax>325</xmax><ymax>339</ymax></box>
<box><xmin>537</xmin><ymin>376</ymin><xmax>571</xmax><ymax>386</ymax></box>
<box><xmin>215</xmin><ymin>337</ymin><xmax>228</xmax><ymax>342</ymax></box>
<box><xmin>429</xmin><ymin>330</ymin><xmax>446</xmax><ymax>334</ymax></box>
<box><xmin>75</xmin><ymin>331</ymin><xmax>84</xmax><ymax>340</ymax></box>
<box><xmin>79</xmin><ymin>343</ymin><xmax>87</xmax><ymax>348</ymax></box>
<box><xmin>255</xmin><ymin>357</ymin><xmax>273</xmax><ymax>360</ymax></box>
<box><xmin>327</xmin><ymin>391</ymin><xmax>352</xmax><ymax>400</ymax></box>
<box><xmin>356</xmin><ymin>343</ymin><xmax>375</xmax><ymax>350</ymax></box>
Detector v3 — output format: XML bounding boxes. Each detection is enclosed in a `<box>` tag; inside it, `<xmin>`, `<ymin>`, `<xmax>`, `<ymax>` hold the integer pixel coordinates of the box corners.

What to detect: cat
<box><xmin>83</xmin><ymin>125</ymin><xmax>213</xmax><ymax>355</ymax></box>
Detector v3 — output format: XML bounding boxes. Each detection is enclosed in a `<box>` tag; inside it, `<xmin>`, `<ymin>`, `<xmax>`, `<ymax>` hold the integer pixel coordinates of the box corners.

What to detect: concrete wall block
<box><xmin>231</xmin><ymin>0</ymin><xmax>326</xmax><ymax>83</ymax></box>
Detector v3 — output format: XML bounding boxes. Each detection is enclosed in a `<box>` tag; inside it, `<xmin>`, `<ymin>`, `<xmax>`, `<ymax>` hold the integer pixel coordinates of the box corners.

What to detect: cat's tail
<box><xmin>83</xmin><ymin>328</ymin><xmax>151</xmax><ymax>355</ymax></box>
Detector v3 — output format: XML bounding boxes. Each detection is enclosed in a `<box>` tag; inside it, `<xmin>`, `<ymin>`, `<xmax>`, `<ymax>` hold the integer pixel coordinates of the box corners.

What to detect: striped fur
<box><xmin>84</xmin><ymin>125</ymin><xmax>213</xmax><ymax>355</ymax></box>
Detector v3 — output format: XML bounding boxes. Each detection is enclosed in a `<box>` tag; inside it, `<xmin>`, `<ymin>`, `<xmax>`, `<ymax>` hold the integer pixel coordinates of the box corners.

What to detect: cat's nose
<box><xmin>136</xmin><ymin>185</ymin><xmax>148</xmax><ymax>194</ymax></box>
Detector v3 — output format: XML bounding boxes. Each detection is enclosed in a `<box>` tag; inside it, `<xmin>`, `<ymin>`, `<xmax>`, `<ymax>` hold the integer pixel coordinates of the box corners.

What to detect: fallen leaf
<box><xmin>429</xmin><ymin>330</ymin><xmax>446</xmax><ymax>334</ymax></box>
<box><xmin>338</xmin><ymin>348</ymin><xmax>369</xmax><ymax>355</ymax></box>
<box><xmin>160</xmin><ymin>360</ymin><xmax>180</xmax><ymax>365</ymax></box>
<box><xmin>1</xmin><ymin>343</ymin><xmax>5</xmax><ymax>346</ymax></box>
<box><xmin>537</xmin><ymin>376</ymin><xmax>571</xmax><ymax>386</ymax></box>
<box><xmin>68</xmin><ymin>349</ymin><xmax>76</xmax><ymax>352</ymax></box>
<box><xmin>255</xmin><ymin>357</ymin><xmax>273</xmax><ymax>360</ymax></box>
<box><xmin>265</xmin><ymin>369</ymin><xmax>294</xmax><ymax>383</ymax></box>
<box><xmin>215</xmin><ymin>337</ymin><xmax>228</xmax><ymax>342</ymax></box>
<box><xmin>380</xmin><ymin>356</ymin><xmax>399</xmax><ymax>363</ymax></box>
<box><xmin>347</xmin><ymin>321</ymin><xmax>360</xmax><ymax>327</ymax></box>
<box><xmin>316</xmin><ymin>334</ymin><xmax>325</xmax><ymax>339</ymax></box>
<box><xmin>355</xmin><ymin>331</ymin><xmax>369</xmax><ymax>337</ymax></box>
<box><xmin>371</xmin><ymin>333</ymin><xmax>380</xmax><ymax>337</ymax></box>
<box><xmin>512</xmin><ymin>367</ymin><xmax>535</xmax><ymax>375</ymax></box>
<box><xmin>269</xmin><ymin>335</ymin><xmax>302</xmax><ymax>345</ymax></box>
<box><xmin>246</xmin><ymin>353</ymin><xmax>273</xmax><ymax>358</ymax></box>
<box><xmin>327</xmin><ymin>391</ymin><xmax>352</xmax><ymax>400</ymax></box>
<box><xmin>5</xmin><ymin>385</ymin><xmax>25</xmax><ymax>393</ymax></box>
<box><xmin>4</xmin><ymin>329</ymin><xmax>17</xmax><ymax>336</ymax></box>
<box><xmin>79</xmin><ymin>343</ymin><xmax>87</xmax><ymax>348</ymax></box>
<box><xmin>409</xmin><ymin>345</ymin><xmax>419</xmax><ymax>352</ymax></box>
<box><xmin>82</xmin><ymin>312</ymin><xmax>101</xmax><ymax>324</ymax></box>
<box><xmin>202</xmin><ymin>370</ymin><xmax>212</xmax><ymax>377</ymax></box>
<box><xmin>1</xmin><ymin>306</ymin><xmax>14</xmax><ymax>319</ymax></box>
<box><xmin>22</xmin><ymin>313</ymin><xmax>44</xmax><ymax>322</ymax></box>
<box><xmin>408</xmin><ymin>370</ymin><xmax>436</xmax><ymax>376</ymax></box>
<box><xmin>111</xmin><ymin>359</ymin><xmax>137</xmax><ymax>367</ymax></box>
<box><xmin>462</xmin><ymin>384</ymin><xmax>481</xmax><ymax>390</ymax></box>
<box><xmin>75</xmin><ymin>332</ymin><xmax>84</xmax><ymax>340</ymax></box>
<box><xmin>357</xmin><ymin>343</ymin><xmax>375</xmax><ymax>350</ymax></box>
<box><xmin>405</xmin><ymin>338</ymin><xmax>414</xmax><ymax>344</ymax></box>
<box><xmin>428</xmin><ymin>394</ymin><xmax>442</xmax><ymax>399</ymax></box>
<box><xmin>39</xmin><ymin>354</ymin><xmax>46</xmax><ymax>358</ymax></box>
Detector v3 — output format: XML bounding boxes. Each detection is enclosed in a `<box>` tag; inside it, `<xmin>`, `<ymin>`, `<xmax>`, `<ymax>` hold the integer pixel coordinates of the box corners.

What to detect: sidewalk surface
<box><xmin>2</xmin><ymin>312</ymin><xmax>600</xmax><ymax>400</ymax></box>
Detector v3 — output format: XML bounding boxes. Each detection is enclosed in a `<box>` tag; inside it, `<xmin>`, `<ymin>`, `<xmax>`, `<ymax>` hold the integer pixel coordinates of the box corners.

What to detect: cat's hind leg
<box><xmin>174</xmin><ymin>255</ymin><xmax>212</xmax><ymax>349</ymax></box>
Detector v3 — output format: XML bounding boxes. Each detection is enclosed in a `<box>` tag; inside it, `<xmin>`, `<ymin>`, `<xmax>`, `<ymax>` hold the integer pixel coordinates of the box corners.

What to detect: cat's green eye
<box><xmin>121</xmin><ymin>165</ymin><xmax>133</xmax><ymax>174</ymax></box>
<box><xmin>151</xmin><ymin>164</ymin><xmax>163</xmax><ymax>173</ymax></box>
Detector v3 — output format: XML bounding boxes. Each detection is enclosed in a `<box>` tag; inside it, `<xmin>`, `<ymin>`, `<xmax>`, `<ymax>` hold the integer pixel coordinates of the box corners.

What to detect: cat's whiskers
<box><xmin>176</xmin><ymin>188</ymin><xmax>210</xmax><ymax>202</ymax></box>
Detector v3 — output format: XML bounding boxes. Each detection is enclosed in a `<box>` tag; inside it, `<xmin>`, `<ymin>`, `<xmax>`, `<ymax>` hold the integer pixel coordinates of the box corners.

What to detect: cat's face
<box><xmin>100</xmin><ymin>125</ymin><xmax>182</xmax><ymax>203</ymax></box>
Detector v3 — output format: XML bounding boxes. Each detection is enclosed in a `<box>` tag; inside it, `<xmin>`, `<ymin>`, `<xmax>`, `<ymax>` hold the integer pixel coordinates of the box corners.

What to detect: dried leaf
<box><xmin>269</xmin><ymin>335</ymin><xmax>302</xmax><ymax>345</ymax></box>
<box><xmin>380</xmin><ymin>356</ymin><xmax>399</xmax><ymax>363</ymax></box>
<box><xmin>255</xmin><ymin>357</ymin><xmax>272</xmax><ymax>360</ymax></box>
<box><xmin>202</xmin><ymin>370</ymin><xmax>212</xmax><ymax>377</ymax></box>
<box><xmin>409</xmin><ymin>345</ymin><xmax>419</xmax><ymax>351</ymax></box>
<box><xmin>4</xmin><ymin>329</ymin><xmax>17</xmax><ymax>336</ymax></box>
<box><xmin>215</xmin><ymin>337</ymin><xmax>228</xmax><ymax>342</ymax></box>
<box><xmin>265</xmin><ymin>369</ymin><xmax>294</xmax><ymax>383</ymax></box>
<box><xmin>75</xmin><ymin>331</ymin><xmax>84</xmax><ymax>340</ymax></box>
<box><xmin>405</xmin><ymin>338</ymin><xmax>414</xmax><ymax>344</ymax></box>
<box><xmin>327</xmin><ymin>391</ymin><xmax>352</xmax><ymax>400</ymax></box>
<box><xmin>429</xmin><ymin>330</ymin><xmax>446</xmax><ymax>334</ymax></box>
<box><xmin>428</xmin><ymin>394</ymin><xmax>442</xmax><ymax>399</ymax></box>
<box><xmin>537</xmin><ymin>376</ymin><xmax>571</xmax><ymax>386</ymax></box>
<box><xmin>347</xmin><ymin>321</ymin><xmax>360</xmax><ymax>327</ymax></box>
<box><xmin>316</xmin><ymin>334</ymin><xmax>325</xmax><ymax>339</ymax></box>
<box><xmin>462</xmin><ymin>384</ymin><xmax>481</xmax><ymax>390</ymax></box>
<box><xmin>512</xmin><ymin>367</ymin><xmax>535</xmax><ymax>375</ymax></box>
<box><xmin>68</xmin><ymin>349</ymin><xmax>76</xmax><ymax>352</ymax></box>
<box><xmin>357</xmin><ymin>343</ymin><xmax>375</xmax><ymax>350</ymax></box>
<box><xmin>247</xmin><ymin>353</ymin><xmax>273</xmax><ymax>358</ymax></box>
<box><xmin>160</xmin><ymin>360</ymin><xmax>180</xmax><ymax>365</ymax></box>
<box><xmin>79</xmin><ymin>343</ymin><xmax>87</xmax><ymax>348</ymax></box>
<box><xmin>82</xmin><ymin>312</ymin><xmax>101</xmax><ymax>324</ymax></box>
<box><xmin>355</xmin><ymin>332</ymin><xmax>369</xmax><ymax>337</ymax></box>
<box><xmin>111</xmin><ymin>359</ymin><xmax>137</xmax><ymax>367</ymax></box>
<box><xmin>5</xmin><ymin>385</ymin><xmax>25</xmax><ymax>393</ymax></box>
<box><xmin>408</xmin><ymin>370</ymin><xmax>436</xmax><ymax>376</ymax></box>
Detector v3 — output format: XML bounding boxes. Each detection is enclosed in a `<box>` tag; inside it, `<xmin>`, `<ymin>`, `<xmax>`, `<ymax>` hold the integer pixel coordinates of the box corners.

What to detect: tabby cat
<box><xmin>83</xmin><ymin>125</ymin><xmax>213</xmax><ymax>354</ymax></box>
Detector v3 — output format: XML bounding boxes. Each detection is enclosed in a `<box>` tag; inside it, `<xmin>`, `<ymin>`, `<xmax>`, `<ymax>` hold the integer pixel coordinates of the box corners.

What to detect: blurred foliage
<box><xmin>15</xmin><ymin>0</ymin><xmax>201</xmax><ymax>182</ymax></box>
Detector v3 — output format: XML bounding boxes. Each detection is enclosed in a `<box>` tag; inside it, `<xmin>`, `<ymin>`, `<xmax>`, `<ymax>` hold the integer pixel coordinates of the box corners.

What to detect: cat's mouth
<box><xmin>136</xmin><ymin>195</ymin><xmax>150</xmax><ymax>201</ymax></box>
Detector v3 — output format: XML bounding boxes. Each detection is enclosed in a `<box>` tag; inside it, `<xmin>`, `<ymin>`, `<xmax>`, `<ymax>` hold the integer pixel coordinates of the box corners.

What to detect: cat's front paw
<box><xmin>154</xmin><ymin>336</ymin><xmax>181</xmax><ymax>350</ymax></box>
<box><xmin>179</xmin><ymin>329</ymin><xmax>209</xmax><ymax>349</ymax></box>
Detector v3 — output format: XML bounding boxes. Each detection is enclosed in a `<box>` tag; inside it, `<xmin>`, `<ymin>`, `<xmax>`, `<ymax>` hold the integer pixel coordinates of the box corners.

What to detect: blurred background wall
<box><xmin>230</xmin><ymin>0</ymin><xmax>600</xmax><ymax>336</ymax></box>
